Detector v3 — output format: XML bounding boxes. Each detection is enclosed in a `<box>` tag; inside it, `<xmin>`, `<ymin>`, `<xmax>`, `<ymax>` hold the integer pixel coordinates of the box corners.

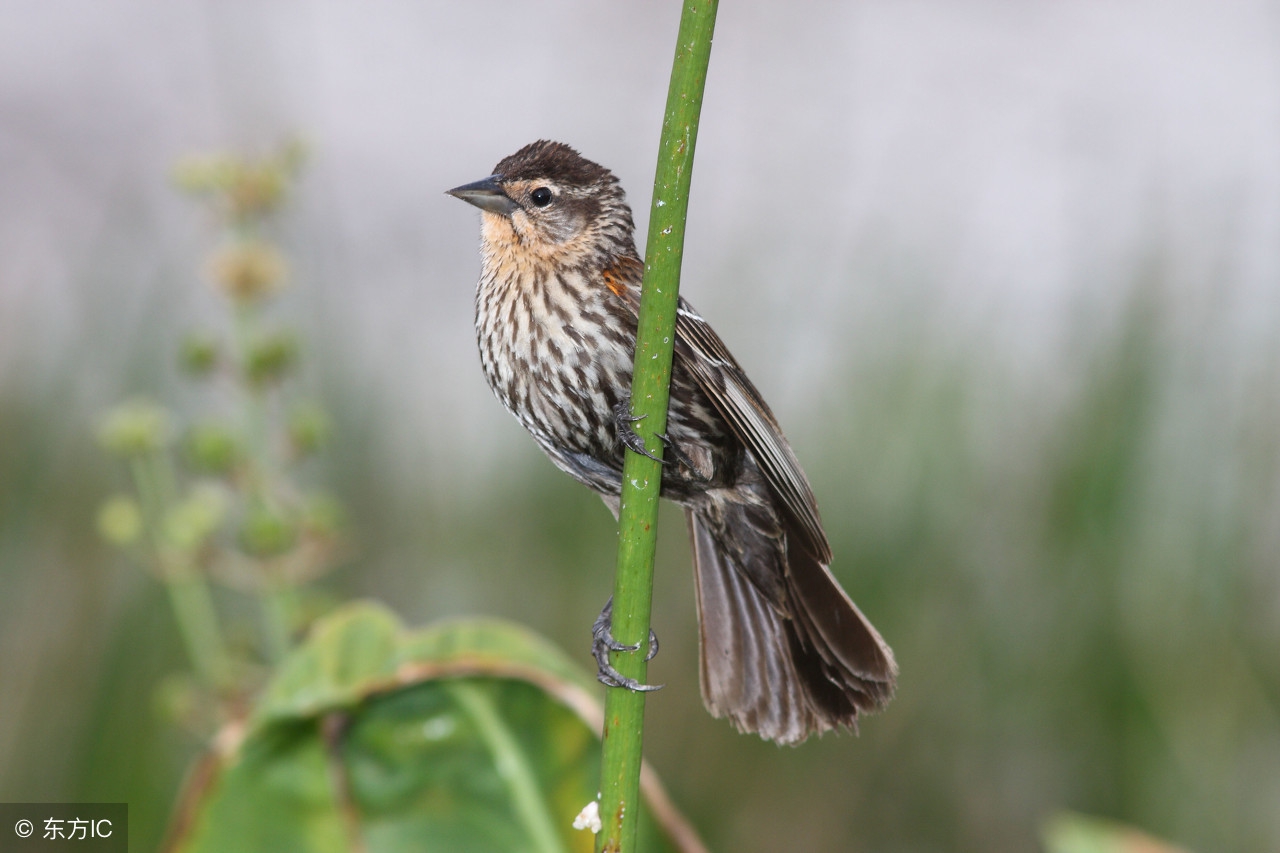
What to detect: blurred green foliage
<box><xmin>1</xmin><ymin>149</ymin><xmax>1275</xmax><ymax>852</ymax></box>
<box><xmin>87</xmin><ymin>144</ymin><xmax>350</xmax><ymax>707</ymax></box>
<box><xmin>1044</xmin><ymin>812</ymin><xmax>1189</xmax><ymax>853</ymax></box>
<box><xmin>170</xmin><ymin>603</ymin><xmax>682</xmax><ymax>853</ymax></box>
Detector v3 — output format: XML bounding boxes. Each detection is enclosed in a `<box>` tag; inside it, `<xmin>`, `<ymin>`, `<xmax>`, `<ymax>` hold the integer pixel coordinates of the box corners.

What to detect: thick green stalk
<box><xmin>597</xmin><ymin>1</ymin><xmax>718</xmax><ymax>851</ymax></box>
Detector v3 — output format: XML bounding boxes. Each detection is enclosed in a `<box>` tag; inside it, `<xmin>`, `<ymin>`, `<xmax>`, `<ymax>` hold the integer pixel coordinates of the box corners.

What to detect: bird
<box><xmin>447</xmin><ymin>140</ymin><xmax>896</xmax><ymax>744</ymax></box>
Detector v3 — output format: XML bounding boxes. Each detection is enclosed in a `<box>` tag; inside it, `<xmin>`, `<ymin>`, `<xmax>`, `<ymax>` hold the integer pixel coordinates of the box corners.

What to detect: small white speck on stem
<box><xmin>573</xmin><ymin>801</ymin><xmax>602</xmax><ymax>834</ymax></box>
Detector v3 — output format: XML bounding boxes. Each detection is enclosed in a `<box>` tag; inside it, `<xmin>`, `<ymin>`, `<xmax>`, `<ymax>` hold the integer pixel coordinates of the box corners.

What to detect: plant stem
<box><xmin>232</xmin><ymin>299</ymin><xmax>299</xmax><ymax>660</ymax></box>
<box><xmin>233</xmin><ymin>301</ymin><xmax>272</xmax><ymax>497</ymax></box>
<box><xmin>597</xmin><ymin>2</ymin><xmax>718</xmax><ymax>851</ymax></box>
<box><xmin>165</xmin><ymin>566</ymin><xmax>233</xmax><ymax>689</ymax></box>
<box><xmin>130</xmin><ymin>454</ymin><xmax>232</xmax><ymax>689</ymax></box>
<box><xmin>260</xmin><ymin>580</ymin><xmax>298</xmax><ymax>663</ymax></box>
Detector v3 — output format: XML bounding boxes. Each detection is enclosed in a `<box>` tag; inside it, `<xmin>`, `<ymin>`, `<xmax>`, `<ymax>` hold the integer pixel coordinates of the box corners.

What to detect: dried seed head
<box><xmin>209</xmin><ymin>241</ymin><xmax>288</xmax><ymax>303</ymax></box>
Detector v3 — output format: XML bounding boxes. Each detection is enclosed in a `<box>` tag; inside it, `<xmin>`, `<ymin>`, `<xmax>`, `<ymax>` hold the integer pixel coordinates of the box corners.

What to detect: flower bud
<box><xmin>97</xmin><ymin>495</ymin><xmax>143</xmax><ymax>546</ymax></box>
<box><xmin>244</xmin><ymin>330</ymin><xmax>299</xmax><ymax>387</ymax></box>
<box><xmin>163</xmin><ymin>484</ymin><xmax>229</xmax><ymax>551</ymax></box>
<box><xmin>209</xmin><ymin>241</ymin><xmax>287</xmax><ymax>304</ymax></box>
<box><xmin>179</xmin><ymin>333</ymin><xmax>220</xmax><ymax>377</ymax></box>
<box><xmin>172</xmin><ymin>154</ymin><xmax>237</xmax><ymax>195</ymax></box>
<box><xmin>185</xmin><ymin>422</ymin><xmax>242</xmax><ymax>476</ymax></box>
<box><xmin>173</xmin><ymin>141</ymin><xmax>306</xmax><ymax>221</ymax></box>
<box><xmin>97</xmin><ymin>399</ymin><xmax>173</xmax><ymax>457</ymax></box>
<box><xmin>227</xmin><ymin>165</ymin><xmax>288</xmax><ymax>221</ymax></box>
<box><xmin>238</xmin><ymin>503</ymin><xmax>297</xmax><ymax>557</ymax></box>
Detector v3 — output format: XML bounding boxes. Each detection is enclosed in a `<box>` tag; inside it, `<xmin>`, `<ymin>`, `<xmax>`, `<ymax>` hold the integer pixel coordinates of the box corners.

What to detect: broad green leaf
<box><xmin>167</xmin><ymin>602</ymin><xmax>692</xmax><ymax>853</ymax></box>
<box><xmin>1043</xmin><ymin>812</ymin><xmax>1191</xmax><ymax>853</ymax></box>
<box><xmin>256</xmin><ymin>602</ymin><xmax>402</xmax><ymax>722</ymax></box>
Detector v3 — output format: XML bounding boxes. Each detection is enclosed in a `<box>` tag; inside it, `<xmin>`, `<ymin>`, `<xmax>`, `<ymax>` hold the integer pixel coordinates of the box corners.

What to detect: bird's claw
<box><xmin>612</xmin><ymin>401</ymin><xmax>709</xmax><ymax>481</ymax></box>
<box><xmin>654</xmin><ymin>432</ymin><xmax>711</xmax><ymax>481</ymax></box>
<box><xmin>592</xmin><ymin>597</ymin><xmax>662</xmax><ymax>692</ymax></box>
<box><xmin>613</xmin><ymin>400</ymin><xmax>664</xmax><ymax>463</ymax></box>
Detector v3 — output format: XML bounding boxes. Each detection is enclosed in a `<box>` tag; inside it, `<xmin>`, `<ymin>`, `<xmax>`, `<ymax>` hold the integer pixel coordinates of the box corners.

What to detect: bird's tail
<box><xmin>687</xmin><ymin>496</ymin><xmax>897</xmax><ymax>745</ymax></box>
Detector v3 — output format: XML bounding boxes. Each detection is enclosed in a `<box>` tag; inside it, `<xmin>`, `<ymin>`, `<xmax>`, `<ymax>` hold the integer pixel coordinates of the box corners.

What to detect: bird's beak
<box><xmin>446</xmin><ymin>176</ymin><xmax>518</xmax><ymax>216</ymax></box>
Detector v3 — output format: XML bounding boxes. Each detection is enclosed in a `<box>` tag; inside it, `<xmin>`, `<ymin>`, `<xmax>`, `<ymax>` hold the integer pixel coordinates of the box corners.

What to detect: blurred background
<box><xmin>3</xmin><ymin>0</ymin><xmax>1279</xmax><ymax>850</ymax></box>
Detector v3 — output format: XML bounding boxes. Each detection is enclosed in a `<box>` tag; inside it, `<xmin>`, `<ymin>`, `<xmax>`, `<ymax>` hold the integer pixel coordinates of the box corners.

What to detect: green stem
<box><xmin>447</xmin><ymin>681</ymin><xmax>564</xmax><ymax>853</ymax></box>
<box><xmin>597</xmin><ymin>2</ymin><xmax>718</xmax><ymax>851</ymax></box>
<box><xmin>259</xmin><ymin>580</ymin><xmax>298</xmax><ymax>663</ymax></box>
<box><xmin>130</xmin><ymin>455</ymin><xmax>165</xmax><ymax>526</ymax></box>
<box><xmin>130</xmin><ymin>454</ymin><xmax>232</xmax><ymax>689</ymax></box>
<box><xmin>165</xmin><ymin>567</ymin><xmax>233</xmax><ymax>688</ymax></box>
<box><xmin>233</xmin><ymin>298</ymin><xmax>298</xmax><ymax>661</ymax></box>
<box><xmin>233</xmin><ymin>301</ymin><xmax>272</xmax><ymax>498</ymax></box>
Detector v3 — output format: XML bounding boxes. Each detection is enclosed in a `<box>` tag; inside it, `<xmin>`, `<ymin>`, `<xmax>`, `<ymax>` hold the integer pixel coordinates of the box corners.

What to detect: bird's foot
<box><xmin>613</xmin><ymin>400</ymin><xmax>664</xmax><ymax>463</ymax></box>
<box><xmin>592</xmin><ymin>596</ymin><xmax>662</xmax><ymax>692</ymax></box>
<box><xmin>654</xmin><ymin>432</ymin><xmax>712</xmax><ymax>482</ymax></box>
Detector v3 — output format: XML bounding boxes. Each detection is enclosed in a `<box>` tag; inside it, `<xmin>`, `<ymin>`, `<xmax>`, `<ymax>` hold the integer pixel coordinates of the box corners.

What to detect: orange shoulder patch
<box><xmin>601</xmin><ymin>256</ymin><xmax>642</xmax><ymax>299</ymax></box>
<box><xmin>601</xmin><ymin>268</ymin><xmax>624</xmax><ymax>297</ymax></box>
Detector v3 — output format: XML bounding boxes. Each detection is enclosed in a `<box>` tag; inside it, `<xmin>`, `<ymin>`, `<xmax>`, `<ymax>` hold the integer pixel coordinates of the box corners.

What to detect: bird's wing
<box><xmin>671</xmin><ymin>298</ymin><xmax>832</xmax><ymax>563</ymax></box>
<box><xmin>612</xmin><ymin>282</ymin><xmax>831</xmax><ymax>561</ymax></box>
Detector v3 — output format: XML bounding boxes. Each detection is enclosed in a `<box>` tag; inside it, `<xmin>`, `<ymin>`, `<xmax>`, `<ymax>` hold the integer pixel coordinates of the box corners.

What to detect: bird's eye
<box><xmin>530</xmin><ymin>187</ymin><xmax>553</xmax><ymax>207</ymax></box>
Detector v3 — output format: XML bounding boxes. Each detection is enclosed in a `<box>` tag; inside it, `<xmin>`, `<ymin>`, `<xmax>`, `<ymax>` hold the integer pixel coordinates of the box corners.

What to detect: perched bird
<box><xmin>448</xmin><ymin>140</ymin><xmax>896</xmax><ymax>744</ymax></box>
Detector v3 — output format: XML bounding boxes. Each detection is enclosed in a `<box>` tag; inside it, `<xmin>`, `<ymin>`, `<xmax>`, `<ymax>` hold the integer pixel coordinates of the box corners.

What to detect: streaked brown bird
<box><xmin>448</xmin><ymin>140</ymin><xmax>896</xmax><ymax>744</ymax></box>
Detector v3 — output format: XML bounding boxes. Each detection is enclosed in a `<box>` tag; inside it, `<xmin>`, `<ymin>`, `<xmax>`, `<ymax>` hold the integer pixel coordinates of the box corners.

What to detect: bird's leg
<box><xmin>654</xmin><ymin>432</ymin><xmax>712</xmax><ymax>482</ymax></box>
<box><xmin>592</xmin><ymin>596</ymin><xmax>662</xmax><ymax>692</ymax></box>
<box><xmin>613</xmin><ymin>400</ymin><xmax>664</xmax><ymax>463</ymax></box>
<box><xmin>614</xmin><ymin>399</ymin><xmax>708</xmax><ymax>481</ymax></box>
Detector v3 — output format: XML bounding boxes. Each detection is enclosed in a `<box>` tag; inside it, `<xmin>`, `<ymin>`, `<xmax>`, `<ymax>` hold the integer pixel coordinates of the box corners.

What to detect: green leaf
<box><xmin>167</xmin><ymin>602</ymin><xmax>693</xmax><ymax>853</ymax></box>
<box><xmin>256</xmin><ymin>602</ymin><xmax>402</xmax><ymax>722</ymax></box>
<box><xmin>1043</xmin><ymin>812</ymin><xmax>1192</xmax><ymax>853</ymax></box>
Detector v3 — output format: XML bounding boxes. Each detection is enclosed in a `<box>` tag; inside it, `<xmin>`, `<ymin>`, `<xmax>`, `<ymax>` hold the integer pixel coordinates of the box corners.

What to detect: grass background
<box><xmin>3</xmin><ymin>1</ymin><xmax>1279</xmax><ymax>851</ymax></box>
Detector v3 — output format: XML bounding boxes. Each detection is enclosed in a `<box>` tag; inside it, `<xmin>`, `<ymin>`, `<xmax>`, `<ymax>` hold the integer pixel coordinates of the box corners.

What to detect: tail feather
<box><xmin>782</xmin><ymin>513</ymin><xmax>897</xmax><ymax>701</ymax></box>
<box><xmin>687</xmin><ymin>497</ymin><xmax>897</xmax><ymax>745</ymax></box>
<box><xmin>688</xmin><ymin>507</ymin><xmax>811</xmax><ymax>740</ymax></box>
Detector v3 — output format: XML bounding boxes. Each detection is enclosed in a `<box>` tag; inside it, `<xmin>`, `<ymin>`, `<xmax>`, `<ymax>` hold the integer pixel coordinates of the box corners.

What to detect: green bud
<box><xmin>244</xmin><ymin>330</ymin><xmax>299</xmax><ymax>387</ymax></box>
<box><xmin>97</xmin><ymin>495</ymin><xmax>143</xmax><ymax>546</ymax></box>
<box><xmin>172</xmin><ymin>154</ymin><xmax>237</xmax><ymax>195</ymax></box>
<box><xmin>239</xmin><ymin>503</ymin><xmax>296</xmax><ymax>557</ymax></box>
<box><xmin>173</xmin><ymin>141</ymin><xmax>306</xmax><ymax>222</ymax></box>
<box><xmin>163</xmin><ymin>484</ymin><xmax>229</xmax><ymax>551</ymax></box>
<box><xmin>288</xmin><ymin>403</ymin><xmax>330</xmax><ymax>456</ymax></box>
<box><xmin>97</xmin><ymin>399</ymin><xmax>174</xmax><ymax>457</ymax></box>
<box><xmin>179</xmin><ymin>333</ymin><xmax>220</xmax><ymax>377</ymax></box>
<box><xmin>185</xmin><ymin>422</ymin><xmax>242</xmax><ymax>475</ymax></box>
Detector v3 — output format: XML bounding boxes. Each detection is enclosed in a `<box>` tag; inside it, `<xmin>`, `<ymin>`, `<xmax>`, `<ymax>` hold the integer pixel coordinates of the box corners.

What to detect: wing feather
<box><xmin>613</xmin><ymin>287</ymin><xmax>830</xmax><ymax>561</ymax></box>
<box><xmin>673</xmin><ymin>301</ymin><xmax>832</xmax><ymax>563</ymax></box>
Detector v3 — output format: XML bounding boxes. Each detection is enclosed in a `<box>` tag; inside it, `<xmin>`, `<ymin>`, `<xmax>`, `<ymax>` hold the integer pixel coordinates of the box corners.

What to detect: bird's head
<box><xmin>447</xmin><ymin>140</ymin><xmax>636</xmax><ymax>267</ymax></box>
